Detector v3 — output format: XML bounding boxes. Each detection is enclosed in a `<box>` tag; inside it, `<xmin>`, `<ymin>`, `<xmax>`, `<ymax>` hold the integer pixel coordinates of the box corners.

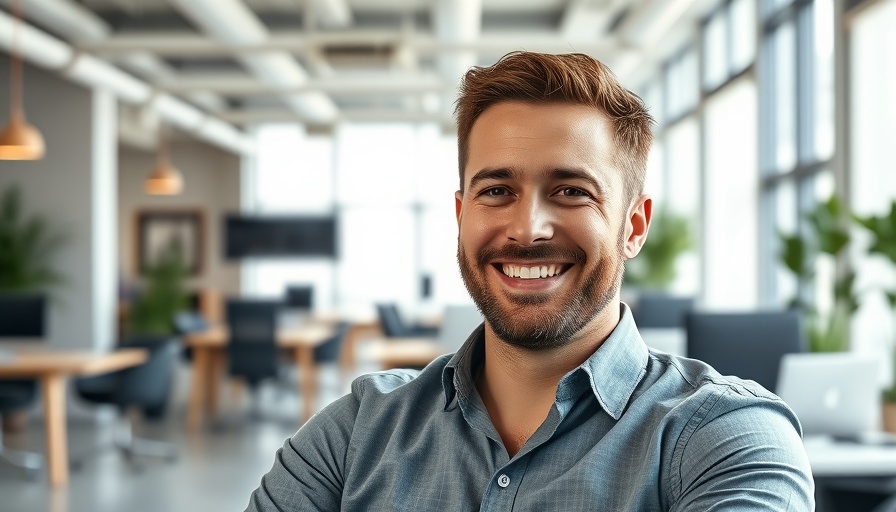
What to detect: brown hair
<box><xmin>455</xmin><ymin>51</ymin><xmax>655</xmax><ymax>201</ymax></box>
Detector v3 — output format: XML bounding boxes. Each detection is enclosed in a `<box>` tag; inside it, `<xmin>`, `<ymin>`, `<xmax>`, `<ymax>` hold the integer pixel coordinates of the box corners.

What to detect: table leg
<box><xmin>40</xmin><ymin>374</ymin><xmax>68</xmax><ymax>487</ymax></box>
<box><xmin>187</xmin><ymin>346</ymin><xmax>210</xmax><ymax>431</ymax></box>
<box><xmin>298</xmin><ymin>346</ymin><xmax>316</xmax><ymax>424</ymax></box>
<box><xmin>207</xmin><ymin>349</ymin><xmax>224</xmax><ymax>419</ymax></box>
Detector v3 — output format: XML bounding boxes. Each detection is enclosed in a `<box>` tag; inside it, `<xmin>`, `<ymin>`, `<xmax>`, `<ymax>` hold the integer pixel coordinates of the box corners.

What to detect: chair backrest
<box><xmin>285</xmin><ymin>285</ymin><xmax>314</xmax><ymax>310</ymax></box>
<box><xmin>376</xmin><ymin>303</ymin><xmax>408</xmax><ymax>337</ymax></box>
<box><xmin>114</xmin><ymin>336</ymin><xmax>179</xmax><ymax>407</ymax></box>
<box><xmin>172</xmin><ymin>310</ymin><xmax>209</xmax><ymax>335</ymax></box>
<box><xmin>632</xmin><ymin>293</ymin><xmax>694</xmax><ymax>329</ymax></box>
<box><xmin>313</xmin><ymin>321</ymin><xmax>351</xmax><ymax>363</ymax></box>
<box><xmin>685</xmin><ymin>310</ymin><xmax>803</xmax><ymax>392</ymax></box>
<box><xmin>0</xmin><ymin>293</ymin><xmax>46</xmax><ymax>338</ymax></box>
<box><xmin>437</xmin><ymin>305</ymin><xmax>483</xmax><ymax>352</ymax></box>
<box><xmin>226</xmin><ymin>299</ymin><xmax>281</xmax><ymax>386</ymax></box>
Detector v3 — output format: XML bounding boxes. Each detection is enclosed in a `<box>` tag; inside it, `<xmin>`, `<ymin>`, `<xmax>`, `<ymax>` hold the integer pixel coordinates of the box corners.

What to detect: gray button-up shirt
<box><xmin>246</xmin><ymin>305</ymin><xmax>814</xmax><ymax>511</ymax></box>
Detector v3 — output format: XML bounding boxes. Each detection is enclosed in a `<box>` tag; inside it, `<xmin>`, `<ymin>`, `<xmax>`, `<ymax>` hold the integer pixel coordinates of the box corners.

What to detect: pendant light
<box><xmin>0</xmin><ymin>0</ymin><xmax>44</xmax><ymax>160</ymax></box>
<box><xmin>144</xmin><ymin>124</ymin><xmax>183</xmax><ymax>195</ymax></box>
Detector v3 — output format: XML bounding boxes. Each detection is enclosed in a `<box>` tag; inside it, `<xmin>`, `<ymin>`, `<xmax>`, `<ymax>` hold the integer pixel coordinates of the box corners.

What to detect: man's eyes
<box><xmin>482</xmin><ymin>187</ymin><xmax>509</xmax><ymax>196</ymax></box>
<box><xmin>559</xmin><ymin>187</ymin><xmax>590</xmax><ymax>197</ymax></box>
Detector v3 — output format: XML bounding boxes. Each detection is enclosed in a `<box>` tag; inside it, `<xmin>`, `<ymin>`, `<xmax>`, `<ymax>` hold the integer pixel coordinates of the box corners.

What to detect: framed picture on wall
<box><xmin>136</xmin><ymin>210</ymin><xmax>204</xmax><ymax>276</ymax></box>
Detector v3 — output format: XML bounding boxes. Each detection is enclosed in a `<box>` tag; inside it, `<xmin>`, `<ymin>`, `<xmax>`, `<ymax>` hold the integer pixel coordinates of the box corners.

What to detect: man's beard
<box><xmin>457</xmin><ymin>228</ymin><xmax>625</xmax><ymax>351</ymax></box>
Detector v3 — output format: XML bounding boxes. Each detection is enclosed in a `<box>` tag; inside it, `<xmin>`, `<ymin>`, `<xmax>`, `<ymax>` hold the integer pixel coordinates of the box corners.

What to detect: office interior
<box><xmin>0</xmin><ymin>0</ymin><xmax>894</xmax><ymax>510</ymax></box>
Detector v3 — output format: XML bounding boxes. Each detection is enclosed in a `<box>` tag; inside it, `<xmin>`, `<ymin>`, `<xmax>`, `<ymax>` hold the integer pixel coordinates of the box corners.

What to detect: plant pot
<box><xmin>883</xmin><ymin>401</ymin><xmax>896</xmax><ymax>433</ymax></box>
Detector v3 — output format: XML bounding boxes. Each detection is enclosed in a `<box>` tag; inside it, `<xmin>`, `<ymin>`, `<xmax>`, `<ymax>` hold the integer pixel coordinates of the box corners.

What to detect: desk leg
<box><xmin>40</xmin><ymin>374</ymin><xmax>68</xmax><ymax>487</ymax></box>
<box><xmin>298</xmin><ymin>346</ymin><xmax>316</xmax><ymax>424</ymax></box>
<box><xmin>187</xmin><ymin>347</ymin><xmax>210</xmax><ymax>431</ymax></box>
<box><xmin>207</xmin><ymin>349</ymin><xmax>224</xmax><ymax>419</ymax></box>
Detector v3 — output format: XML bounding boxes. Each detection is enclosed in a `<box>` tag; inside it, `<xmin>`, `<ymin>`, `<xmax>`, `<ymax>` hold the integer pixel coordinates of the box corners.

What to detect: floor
<box><xmin>0</xmin><ymin>362</ymin><xmax>362</xmax><ymax>512</ymax></box>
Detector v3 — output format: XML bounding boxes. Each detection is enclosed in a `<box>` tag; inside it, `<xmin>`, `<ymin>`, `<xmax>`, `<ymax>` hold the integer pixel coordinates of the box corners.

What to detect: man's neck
<box><xmin>474</xmin><ymin>302</ymin><xmax>621</xmax><ymax>457</ymax></box>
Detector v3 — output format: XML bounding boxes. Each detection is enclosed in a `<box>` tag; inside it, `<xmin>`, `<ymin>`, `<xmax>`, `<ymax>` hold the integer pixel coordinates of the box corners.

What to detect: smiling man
<box><xmin>246</xmin><ymin>52</ymin><xmax>814</xmax><ymax>511</ymax></box>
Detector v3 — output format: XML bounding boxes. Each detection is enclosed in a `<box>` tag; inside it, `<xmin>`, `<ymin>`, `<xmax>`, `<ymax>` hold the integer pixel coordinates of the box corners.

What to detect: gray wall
<box><xmin>117</xmin><ymin>141</ymin><xmax>242</xmax><ymax>302</ymax></box>
<box><xmin>0</xmin><ymin>60</ymin><xmax>118</xmax><ymax>351</ymax></box>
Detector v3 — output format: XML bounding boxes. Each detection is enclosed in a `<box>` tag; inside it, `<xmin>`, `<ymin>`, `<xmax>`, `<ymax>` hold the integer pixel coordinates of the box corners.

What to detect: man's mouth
<box><xmin>499</xmin><ymin>263</ymin><xmax>569</xmax><ymax>279</ymax></box>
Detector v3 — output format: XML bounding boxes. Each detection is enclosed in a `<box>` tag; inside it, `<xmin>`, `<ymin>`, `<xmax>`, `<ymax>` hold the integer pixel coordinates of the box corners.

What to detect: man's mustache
<box><xmin>475</xmin><ymin>244</ymin><xmax>586</xmax><ymax>267</ymax></box>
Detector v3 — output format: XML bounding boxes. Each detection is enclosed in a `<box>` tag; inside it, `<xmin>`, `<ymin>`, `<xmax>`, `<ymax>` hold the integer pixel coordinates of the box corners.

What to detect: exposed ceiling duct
<box><xmin>168</xmin><ymin>0</ymin><xmax>340</xmax><ymax>125</ymax></box>
<box><xmin>0</xmin><ymin>8</ymin><xmax>254</xmax><ymax>154</ymax></box>
<box><xmin>433</xmin><ymin>0</ymin><xmax>481</xmax><ymax>125</ymax></box>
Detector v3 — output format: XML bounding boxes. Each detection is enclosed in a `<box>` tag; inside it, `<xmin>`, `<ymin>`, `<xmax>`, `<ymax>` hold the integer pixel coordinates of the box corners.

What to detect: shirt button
<box><xmin>497</xmin><ymin>474</ymin><xmax>511</xmax><ymax>488</ymax></box>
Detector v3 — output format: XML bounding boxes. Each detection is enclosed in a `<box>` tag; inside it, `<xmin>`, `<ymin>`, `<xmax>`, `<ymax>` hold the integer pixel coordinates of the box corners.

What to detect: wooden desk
<box><xmin>183</xmin><ymin>323</ymin><xmax>334</xmax><ymax>429</ymax></box>
<box><xmin>0</xmin><ymin>348</ymin><xmax>148</xmax><ymax>487</ymax></box>
<box><xmin>365</xmin><ymin>336</ymin><xmax>447</xmax><ymax>370</ymax></box>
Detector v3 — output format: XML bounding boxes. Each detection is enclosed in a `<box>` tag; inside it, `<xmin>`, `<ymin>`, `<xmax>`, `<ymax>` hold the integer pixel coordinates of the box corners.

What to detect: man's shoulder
<box><xmin>350</xmin><ymin>354</ymin><xmax>453</xmax><ymax>402</ymax></box>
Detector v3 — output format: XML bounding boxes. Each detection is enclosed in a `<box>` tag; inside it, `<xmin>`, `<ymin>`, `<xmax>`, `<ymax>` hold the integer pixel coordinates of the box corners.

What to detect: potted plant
<box><xmin>853</xmin><ymin>200</ymin><xmax>896</xmax><ymax>432</ymax></box>
<box><xmin>624</xmin><ymin>208</ymin><xmax>693</xmax><ymax>291</ymax></box>
<box><xmin>127</xmin><ymin>240</ymin><xmax>190</xmax><ymax>337</ymax></box>
<box><xmin>778</xmin><ymin>195</ymin><xmax>858</xmax><ymax>352</ymax></box>
<box><xmin>0</xmin><ymin>184</ymin><xmax>67</xmax><ymax>433</ymax></box>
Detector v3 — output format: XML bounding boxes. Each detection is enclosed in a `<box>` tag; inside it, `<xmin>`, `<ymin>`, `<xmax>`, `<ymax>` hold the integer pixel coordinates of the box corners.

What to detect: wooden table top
<box><xmin>0</xmin><ymin>348</ymin><xmax>148</xmax><ymax>378</ymax></box>
<box><xmin>184</xmin><ymin>323</ymin><xmax>335</xmax><ymax>348</ymax></box>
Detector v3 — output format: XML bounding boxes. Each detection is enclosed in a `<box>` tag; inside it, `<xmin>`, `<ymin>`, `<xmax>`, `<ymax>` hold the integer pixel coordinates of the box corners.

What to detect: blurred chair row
<box><xmin>632</xmin><ymin>293</ymin><xmax>802</xmax><ymax>393</ymax></box>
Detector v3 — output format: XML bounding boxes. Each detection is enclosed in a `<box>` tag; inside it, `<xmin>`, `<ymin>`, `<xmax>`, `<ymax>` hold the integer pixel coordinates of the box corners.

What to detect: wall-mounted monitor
<box><xmin>224</xmin><ymin>215</ymin><xmax>337</xmax><ymax>259</ymax></box>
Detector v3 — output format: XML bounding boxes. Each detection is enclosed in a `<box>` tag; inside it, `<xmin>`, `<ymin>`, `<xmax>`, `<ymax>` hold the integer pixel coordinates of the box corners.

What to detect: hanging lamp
<box><xmin>144</xmin><ymin>124</ymin><xmax>183</xmax><ymax>195</ymax></box>
<box><xmin>0</xmin><ymin>0</ymin><xmax>44</xmax><ymax>160</ymax></box>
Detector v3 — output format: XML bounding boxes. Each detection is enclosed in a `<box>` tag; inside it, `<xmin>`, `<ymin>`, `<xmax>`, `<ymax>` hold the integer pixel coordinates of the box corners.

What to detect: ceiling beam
<box><xmin>156</xmin><ymin>74</ymin><xmax>448</xmax><ymax>95</ymax></box>
<box><xmin>75</xmin><ymin>31</ymin><xmax>632</xmax><ymax>58</ymax></box>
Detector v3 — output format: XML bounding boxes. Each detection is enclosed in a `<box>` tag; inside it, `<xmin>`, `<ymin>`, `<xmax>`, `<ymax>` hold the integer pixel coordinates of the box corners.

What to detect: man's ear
<box><xmin>623</xmin><ymin>194</ymin><xmax>652</xmax><ymax>260</ymax></box>
<box><xmin>455</xmin><ymin>190</ymin><xmax>463</xmax><ymax>227</ymax></box>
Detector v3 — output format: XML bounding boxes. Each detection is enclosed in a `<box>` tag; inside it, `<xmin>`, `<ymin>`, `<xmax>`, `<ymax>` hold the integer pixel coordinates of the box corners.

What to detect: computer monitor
<box><xmin>284</xmin><ymin>285</ymin><xmax>314</xmax><ymax>310</ymax></box>
<box><xmin>0</xmin><ymin>293</ymin><xmax>46</xmax><ymax>338</ymax></box>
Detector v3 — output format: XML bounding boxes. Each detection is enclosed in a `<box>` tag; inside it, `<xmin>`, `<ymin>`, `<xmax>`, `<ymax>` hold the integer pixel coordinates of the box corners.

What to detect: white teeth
<box><xmin>501</xmin><ymin>264</ymin><xmax>563</xmax><ymax>279</ymax></box>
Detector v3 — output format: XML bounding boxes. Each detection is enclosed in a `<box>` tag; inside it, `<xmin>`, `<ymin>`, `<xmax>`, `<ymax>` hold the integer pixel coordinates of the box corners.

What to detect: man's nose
<box><xmin>505</xmin><ymin>195</ymin><xmax>554</xmax><ymax>245</ymax></box>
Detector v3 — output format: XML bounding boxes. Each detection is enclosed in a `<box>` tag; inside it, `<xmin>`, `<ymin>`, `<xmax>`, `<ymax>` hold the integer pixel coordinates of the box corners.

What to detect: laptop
<box><xmin>776</xmin><ymin>353</ymin><xmax>882</xmax><ymax>440</ymax></box>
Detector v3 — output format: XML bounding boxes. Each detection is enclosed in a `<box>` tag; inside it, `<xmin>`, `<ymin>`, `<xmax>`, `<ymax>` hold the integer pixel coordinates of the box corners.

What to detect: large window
<box><xmin>244</xmin><ymin>122</ymin><xmax>467</xmax><ymax>317</ymax></box>
<box><xmin>758</xmin><ymin>0</ymin><xmax>835</xmax><ymax>307</ymax></box>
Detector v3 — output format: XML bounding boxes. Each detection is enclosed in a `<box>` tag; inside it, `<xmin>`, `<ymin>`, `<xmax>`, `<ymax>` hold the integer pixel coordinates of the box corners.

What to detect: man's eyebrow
<box><xmin>546</xmin><ymin>168</ymin><xmax>606</xmax><ymax>195</ymax></box>
<box><xmin>468</xmin><ymin>168</ymin><xmax>517</xmax><ymax>190</ymax></box>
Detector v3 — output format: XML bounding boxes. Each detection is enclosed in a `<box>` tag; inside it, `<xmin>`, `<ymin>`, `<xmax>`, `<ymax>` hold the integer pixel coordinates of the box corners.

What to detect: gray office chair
<box><xmin>685</xmin><ymin>310</ymin><xmax>804</xmax><ymax>393</ymax></box>
<box><xmin>73</xmin><ymin>336</ymin><xmax>179</xmax><ymax>467</ymax></box>
<box><xmin>632</xmin><ymin>293</ymin><xmax>694</xmax><ymax>328</ymax></box>
<box><xmin>0</xmin><ymin>293</ymin><xmax>46</xmax><ymax>477</ymax></box>
<box><xmin>375</xmin><ymin>303</ymin><xmax>439</xmax><ymax>338</ymax></box>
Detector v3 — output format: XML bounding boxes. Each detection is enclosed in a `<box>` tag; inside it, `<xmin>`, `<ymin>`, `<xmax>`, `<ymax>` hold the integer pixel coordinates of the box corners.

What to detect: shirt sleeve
<box><xmin>671</xmin><ymin>397</ymin><xmax>815</xmax><ymax>511</ymax></box>
<box><xmin>244</xmin><ymin>393</ymin><xmax>359</xmax><ymax>512</ymax></box>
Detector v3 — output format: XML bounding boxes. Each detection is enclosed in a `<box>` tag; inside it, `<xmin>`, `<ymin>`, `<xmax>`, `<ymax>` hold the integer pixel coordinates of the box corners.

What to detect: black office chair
<box><xmin>685</xmin><ymin>310</ymin><xmax>804</xmax><ymax>393</ymax></box>
<box><xmin>0</xmin><ymin>292</ymin><xmax>46</xmax><ymax>476</ymax></box>
<box><xmin>632</xmin><ymin>293</ymin><xmax>694</xmax><ymax>328</ymax></box>
<box><xmin>226</xmin><ymin>299</ymin><xmax>282</xmax><ymax>418</ymax></box>
<box><xmin>73</xmin><ymin>336</ymin><xmax>179</xmax><ymax>466</ymax></box>
<box><xmin>314</xmin><ymin>321</ymin><xmax>350</xmax><ymax>364</ymax></box>
<box><xmin>375</xmin><ymin>303</ymin><xmax>439</xmax><ymax>338</ymax></box>
<box><xmin>172</xmin><ymin>310</ymin><xmax>210</xmax><ymax>363</ymax></box>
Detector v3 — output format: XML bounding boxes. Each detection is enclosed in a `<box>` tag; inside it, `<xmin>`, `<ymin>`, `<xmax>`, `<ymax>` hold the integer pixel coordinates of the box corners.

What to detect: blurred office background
<box><xmin>0</xmin><ymin>0</ymin><xmax>895</xmax><ymax>510</ymax></box>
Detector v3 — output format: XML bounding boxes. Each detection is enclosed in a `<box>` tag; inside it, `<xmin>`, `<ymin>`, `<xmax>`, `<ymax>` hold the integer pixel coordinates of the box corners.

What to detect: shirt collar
<box><xmin>441</xmin><ymin>303</ymin><xmax>649</xmax><ymax>420</ymax></box>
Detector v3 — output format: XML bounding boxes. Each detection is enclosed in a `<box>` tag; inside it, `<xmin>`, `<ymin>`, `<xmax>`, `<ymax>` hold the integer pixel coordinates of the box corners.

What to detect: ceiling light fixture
<box><xmin>144</xmin><ymin>124</ymin><xmax>183</xmax><ymax>195</ymax></box>
<box><xmin>0</xmin><ymin>0</ymin><xmax>45</xmax><ymax>160</ymax></box>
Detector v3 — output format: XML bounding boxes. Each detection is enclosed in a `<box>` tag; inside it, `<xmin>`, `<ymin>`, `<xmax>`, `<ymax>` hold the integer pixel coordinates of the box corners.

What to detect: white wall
<box><xmin>0</xmin><ymin>61</ymin><xmax>117</xmax><ymax>351</ymax></box>
<box><xmin>117</xmin><ymin>140</ymin><xmax>242</xmax><ymax>299</ymax></box>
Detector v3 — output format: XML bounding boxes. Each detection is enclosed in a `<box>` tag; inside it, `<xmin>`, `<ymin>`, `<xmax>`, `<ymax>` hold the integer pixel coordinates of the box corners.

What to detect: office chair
<box><xmin>0</xmin><ymin>292</ymin><xmax>46</xmax><ymax>477</ymax></box>
<box><xmin>73</xmin><ymin>336</ymin><xmax>179</xmax><ymax>466</ymax></box>
<box><xmin>685</xmin><ymin>310</ymin><xmax>803</xmax><ymax>393</ymax></box>
<box><xmin>375</xmin><ymin>303</ymin><xmax>439</xmax><ymax>338</ymax></box>
<box><xmin>631</xmin><ymin>293</ymin><xmax>694</xmax><ymax>328</ymax></box>
<box><xmin>226</xmin><ymin>299</ymin><xmax>282</xmax><ymax>419</ymax></box>
<box><xmin>172</xmin><ymin>309</ymin><xmax>210</xmax><ymax>364</ymax></box>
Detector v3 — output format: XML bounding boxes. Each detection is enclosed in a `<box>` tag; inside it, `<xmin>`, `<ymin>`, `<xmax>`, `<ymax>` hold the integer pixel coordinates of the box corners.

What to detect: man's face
<box><xmin>455</xmin><ymin>101</ymin><xmax>645</xmax><ymax>350</ymax></box>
